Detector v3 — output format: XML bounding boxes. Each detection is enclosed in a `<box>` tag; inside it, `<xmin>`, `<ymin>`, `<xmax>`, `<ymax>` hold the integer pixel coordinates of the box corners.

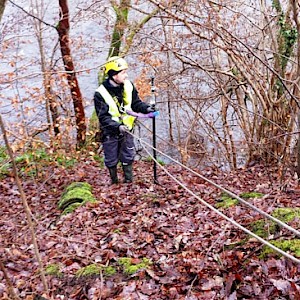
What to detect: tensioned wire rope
<box><xmin>128</xmin><ymin>131</ymin><xmax>300</xmax><ymax>264</ymax></box>
<box><xmin>132</xmin><ymin>130</ymin><xmax>300</xmax><ymax>237</ymax></box>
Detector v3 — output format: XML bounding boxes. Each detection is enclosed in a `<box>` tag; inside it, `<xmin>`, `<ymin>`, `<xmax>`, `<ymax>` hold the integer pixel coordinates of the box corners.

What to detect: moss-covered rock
<box><xmin>64</xmin><ymin>182</ymin><xmax>92</xmax><ymax>193</ymax></box>
<box><xmin>58</xmin><ymin>188</ymin><xmax>96</xmax><ymax>211</ymax></box>
<box><xmin>58</xmin><ymin>182</ymin><xmax>96</xmax><ymax>214</ymax></box>
<box><xmin>62</xmin><ymin>202</ymin><xmax>83</xmax><ymax>215</ymax></box>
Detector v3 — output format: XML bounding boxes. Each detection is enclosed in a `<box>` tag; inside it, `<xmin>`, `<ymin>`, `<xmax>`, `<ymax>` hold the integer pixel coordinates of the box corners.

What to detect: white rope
<box><xmin>138</xmin><ymin>139</ymin><xmax>300</xmax><ymax>264</ymax></box>
<box><xmin>127</xmin><ymin>129</ymin><xmax>300</xmax><ymax>262</ymax></box>
<box><xmin>133</xmin><ymin>133</ymin><xmax>300</xmax><ymax>238</ymax></box>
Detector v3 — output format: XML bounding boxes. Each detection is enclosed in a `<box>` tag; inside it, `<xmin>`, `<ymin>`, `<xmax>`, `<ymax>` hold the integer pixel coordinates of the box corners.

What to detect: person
<box><xmin>94</xmin><ymin>56</ymin><xmax>155</xmax><ymax>184</ymax></box>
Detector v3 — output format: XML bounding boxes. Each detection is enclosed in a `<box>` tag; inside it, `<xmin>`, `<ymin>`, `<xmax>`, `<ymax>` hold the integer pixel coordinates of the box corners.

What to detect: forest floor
<box><xmin>1</xmin><ymin>154</ymin><xmax>300</xmax><ymax>299</ymax></box>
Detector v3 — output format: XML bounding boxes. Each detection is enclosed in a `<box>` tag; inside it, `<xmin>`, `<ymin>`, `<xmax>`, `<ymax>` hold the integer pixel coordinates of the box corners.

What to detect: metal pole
<box><xmin>150</xmin><ymin>76</ymin><xmax>158</xmax><ymax>184</ymax></box>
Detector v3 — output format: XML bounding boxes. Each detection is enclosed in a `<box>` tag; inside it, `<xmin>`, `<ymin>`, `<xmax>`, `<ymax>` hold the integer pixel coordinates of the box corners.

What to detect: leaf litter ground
<box><xmin>1</xmin><ymin>158</ymin><xmax>300</xmax><ymax>299</ymax></box>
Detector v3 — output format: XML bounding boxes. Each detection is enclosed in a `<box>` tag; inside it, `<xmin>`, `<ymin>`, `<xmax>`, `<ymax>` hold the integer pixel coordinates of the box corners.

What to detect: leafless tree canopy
<box><xmin>1</xmin><ymin>0</ymin><xmax>300</xmax><ymax>172</ymax></box>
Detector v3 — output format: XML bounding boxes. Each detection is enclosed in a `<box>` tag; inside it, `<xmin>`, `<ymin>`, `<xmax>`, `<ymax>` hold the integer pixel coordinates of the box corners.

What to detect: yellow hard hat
<box><xmin>104</xmin><ymin>56</ymin><xmax>128</xmax><ymax>75</ymax></box>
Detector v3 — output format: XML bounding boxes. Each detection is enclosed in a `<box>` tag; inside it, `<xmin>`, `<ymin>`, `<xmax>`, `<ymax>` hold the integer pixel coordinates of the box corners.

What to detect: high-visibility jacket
<box><xmin>96</xmin><ymin>80</ymin><xmax>136</xmax><ymax>130</ymax></box>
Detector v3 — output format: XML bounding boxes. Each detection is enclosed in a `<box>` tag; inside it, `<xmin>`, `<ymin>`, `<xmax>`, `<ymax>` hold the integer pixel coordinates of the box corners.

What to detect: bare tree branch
<box><xmin>8</xmin><ymin>0</ymin><xmax>56</xmax><ymax>28</ymax></box>
<box><xmin>0</xmin><ymin>114</ymin><xmax>49</xmax><ymax>295</ymax></box>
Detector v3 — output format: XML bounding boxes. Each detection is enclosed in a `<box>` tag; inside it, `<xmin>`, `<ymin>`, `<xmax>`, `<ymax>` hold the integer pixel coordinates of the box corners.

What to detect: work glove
<box><xmin>146</xmin><ymin>106</ymin><xmax>156</xmax><ymax>113</ymax></box>
<box><xmin>119</xmin><ymin>125</ymin><xmax>129</xmax><ymax>133</ymax></box>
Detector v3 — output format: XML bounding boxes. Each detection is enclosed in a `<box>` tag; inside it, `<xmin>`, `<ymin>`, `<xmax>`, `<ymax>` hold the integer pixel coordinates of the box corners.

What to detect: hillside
<box><xmin>1</xmin><ymin>157</ymin><xmax>300</xmax><ymax>299</ymax></box>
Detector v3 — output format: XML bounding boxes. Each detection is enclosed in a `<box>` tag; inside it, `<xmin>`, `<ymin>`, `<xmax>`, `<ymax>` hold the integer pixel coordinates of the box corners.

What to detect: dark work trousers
<box><xmin>102</xmin><ymin>132</ymin><xmax>135</xmax><ymax>167</ymax></box>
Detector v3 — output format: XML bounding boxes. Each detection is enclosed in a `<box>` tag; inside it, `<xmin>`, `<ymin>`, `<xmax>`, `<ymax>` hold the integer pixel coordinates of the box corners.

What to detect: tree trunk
<box><xmin>255</xmin><ymin>1</ymin><xmax>297</xmax><ymax>164</ymax></box>
<box><xmin>109</xmin><ymin>0</ymin><xmax>130</xmax><ymax>57</ymax></box>
<box><xmin>0</xmin><ymin>259</ymin><xmax>21</xmax><ymax>300</ymax></box>
<box><xmin>33</xmin><ymin>0</ymin><xmax>60</xmax><ymax>137</ymax></box>
<box><xmin>57</xmin><ymin>0</ymin><xmax>86</xmax><ymax>147</ymax></box>
<box><xmin>0</xmin><ymin>0</ymin><xmax>7</xmax><ymax>22</ymax></box>
<box><xmin>290</xmin><ymin>0</ymin><xmax>300</xmax><ymax>179</ymax></box>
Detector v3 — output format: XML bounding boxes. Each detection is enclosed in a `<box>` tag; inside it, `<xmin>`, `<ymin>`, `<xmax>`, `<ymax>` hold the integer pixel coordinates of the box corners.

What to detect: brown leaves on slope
<box><xmin>1</xmin><ymin>159</ymin><xmax>300</xmax><ymax>299</ymax></box>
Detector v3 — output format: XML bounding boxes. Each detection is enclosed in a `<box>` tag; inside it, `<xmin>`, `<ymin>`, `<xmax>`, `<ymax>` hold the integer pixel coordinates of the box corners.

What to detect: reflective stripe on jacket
<box><xmin>96</xmin><ymin>80</ymin><xmax>136</xmax><ymax>130</ymax></box>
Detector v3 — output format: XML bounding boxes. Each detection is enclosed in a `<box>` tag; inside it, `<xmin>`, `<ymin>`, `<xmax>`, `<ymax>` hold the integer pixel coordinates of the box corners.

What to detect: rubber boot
<box><xmin>122</xmin><ymin>163</ymin><xmax>133</xmax><ymax>183</ymax></box>
<box><xmin>108</xmin><ymin>166</ymin><xmax>118</xmax><ymax>184</ymax></box>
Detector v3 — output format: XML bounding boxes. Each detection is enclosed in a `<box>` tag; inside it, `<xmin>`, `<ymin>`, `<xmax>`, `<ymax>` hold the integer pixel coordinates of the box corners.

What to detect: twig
<box><xmin>187</xmin><ymin>275</ymin><xmax>198</xmax><ymax>297</ymax></box>
<box><xmin>99</xmin><ymin>268</ymin><xmax>103</xmax><ymax>300</ymax></box>
<box><xmin>0</xmin><ymin>259</ymin><xmax>21</xmax><ymax>300</ymax></box>
<box><xmin>0</xmin><ymin>114</ymin><xmax>49</xmax><ymax>295</ymax></box>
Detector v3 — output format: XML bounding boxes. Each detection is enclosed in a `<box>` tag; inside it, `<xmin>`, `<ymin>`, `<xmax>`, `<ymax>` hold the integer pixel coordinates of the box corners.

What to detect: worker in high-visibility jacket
<box><xmin>94</xmin><ymin>56</ymin><xmax>155</xmax><ymax>184</ymax></box>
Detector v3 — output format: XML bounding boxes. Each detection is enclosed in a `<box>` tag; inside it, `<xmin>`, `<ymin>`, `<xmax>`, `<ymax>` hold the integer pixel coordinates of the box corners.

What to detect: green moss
<box><xmin>250</xmin><ymin>208</ymin><xmax>300</xmax><ymax>239</ymax></box>
<box><xmin>216</xmin><ymin>191</ymin><xmax>264</xmax><ymax>209</ymax></box>
<box><xmin>75</xmin><ymin>263</ymin><xmax>116</xmax><ymax>278</ymax></box>
<box><xmin>103</xmin><ymin>265</ymin><xmax>116</xmax><ymax>276</ymax></box>
<box><xmin>118</xmin><ymin>257</ymin><xmax>131</xmax><ymax>266</ymax></box>
<box><xmin>224</xmin><ymin>239</ymin><xmax>248</xmax><ymax>250</ymax></box>
<box><xmin>251</xmin><ymin>207</ymin><xmax>300</xmax><ymax>259</ymax></box>
<box><xmin>216</xmin><ymin>193</ymin><xmax>238</xmax><ymax>208</ymax></box>
<box><xmin>118</xmin><ymin>257</ymin><xmax>152</xmax><ymax>275</ymax></box>
<box><xmin>0</xmin><ymin>162</ymin><xmax>10</xmax><ymax>177</ymax></box>
<box><xmin>240</xmin><ymin>192</ymin><xmax>264</xmax><ymax>199</ymax></box>
<box><xmin>93</xmin><ymin>154</ymin><xmax>104</xmax><ymax>167</ymax></box>
<box><xmin>62</xmin><ymin>202</ymin><xmax>83</xmax><ymax>215</ymax></box>
<box><xmin>251</xmin><ymin>219</ymin><xmax>277</xmax><ymax>239</ymax></box>
<box><xmin>58</xmin><ymin>183</ymin><xmax>96</xmax><ymax>211</ymax></box>
<box><xmin>0</xmin><ymin>147</ymin><xmax>9</xmax><ymax>175</ymax></box>
<box><xmin>56</xmin><ymin>156</ymin><xmax>77</xmax><ymax>168</ymax></box>
<box><xmin>2</xmin><ymin>147</ymin><xmax>78</xmax><ymax>178</ymax></box>
<box><xmin>231</xmin><ymin>67</ymin><xmax>239</xmax><ymax>76</ymax></box>
<box><xmin>0</xmin><ymin>147</ymin><xmax>8</xmax><ymax>160</ymax></box>
<box><xmin>144</xmin><ymin>156</ymin><xmax>165</xmax><ymax>165</ymax></box>
<box><xmin>260</xmin><ymin>239</ymin><xmax>300</xmax><ymax>259</ymax></box>
<box><xmin>45</xmin><ymin>264</ymin><xmax>62</xmax><ymax>277</ymax></box>
<box><xmin>271</xmin><ymin>208</ymin><xmax>300</xmax><ymax>223</ymax></box>
<box><xmin>52</xmin><ymin>258</ymin><xmax>152</xmax><ymax>279</ymax></box>
<box><xmin>216</xmin><ymin>197</ymin><xmax>239</xmax><ymax>208</ymax></box>
<box><xmin>64</xmin><ymin>182</ymin><xmax>92</xmax><ymax>193</ymax></box>
<box><xmin>76</xmin><ymin>264</ymin><xmax>102</xmax><ymax>277</ymax></box>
